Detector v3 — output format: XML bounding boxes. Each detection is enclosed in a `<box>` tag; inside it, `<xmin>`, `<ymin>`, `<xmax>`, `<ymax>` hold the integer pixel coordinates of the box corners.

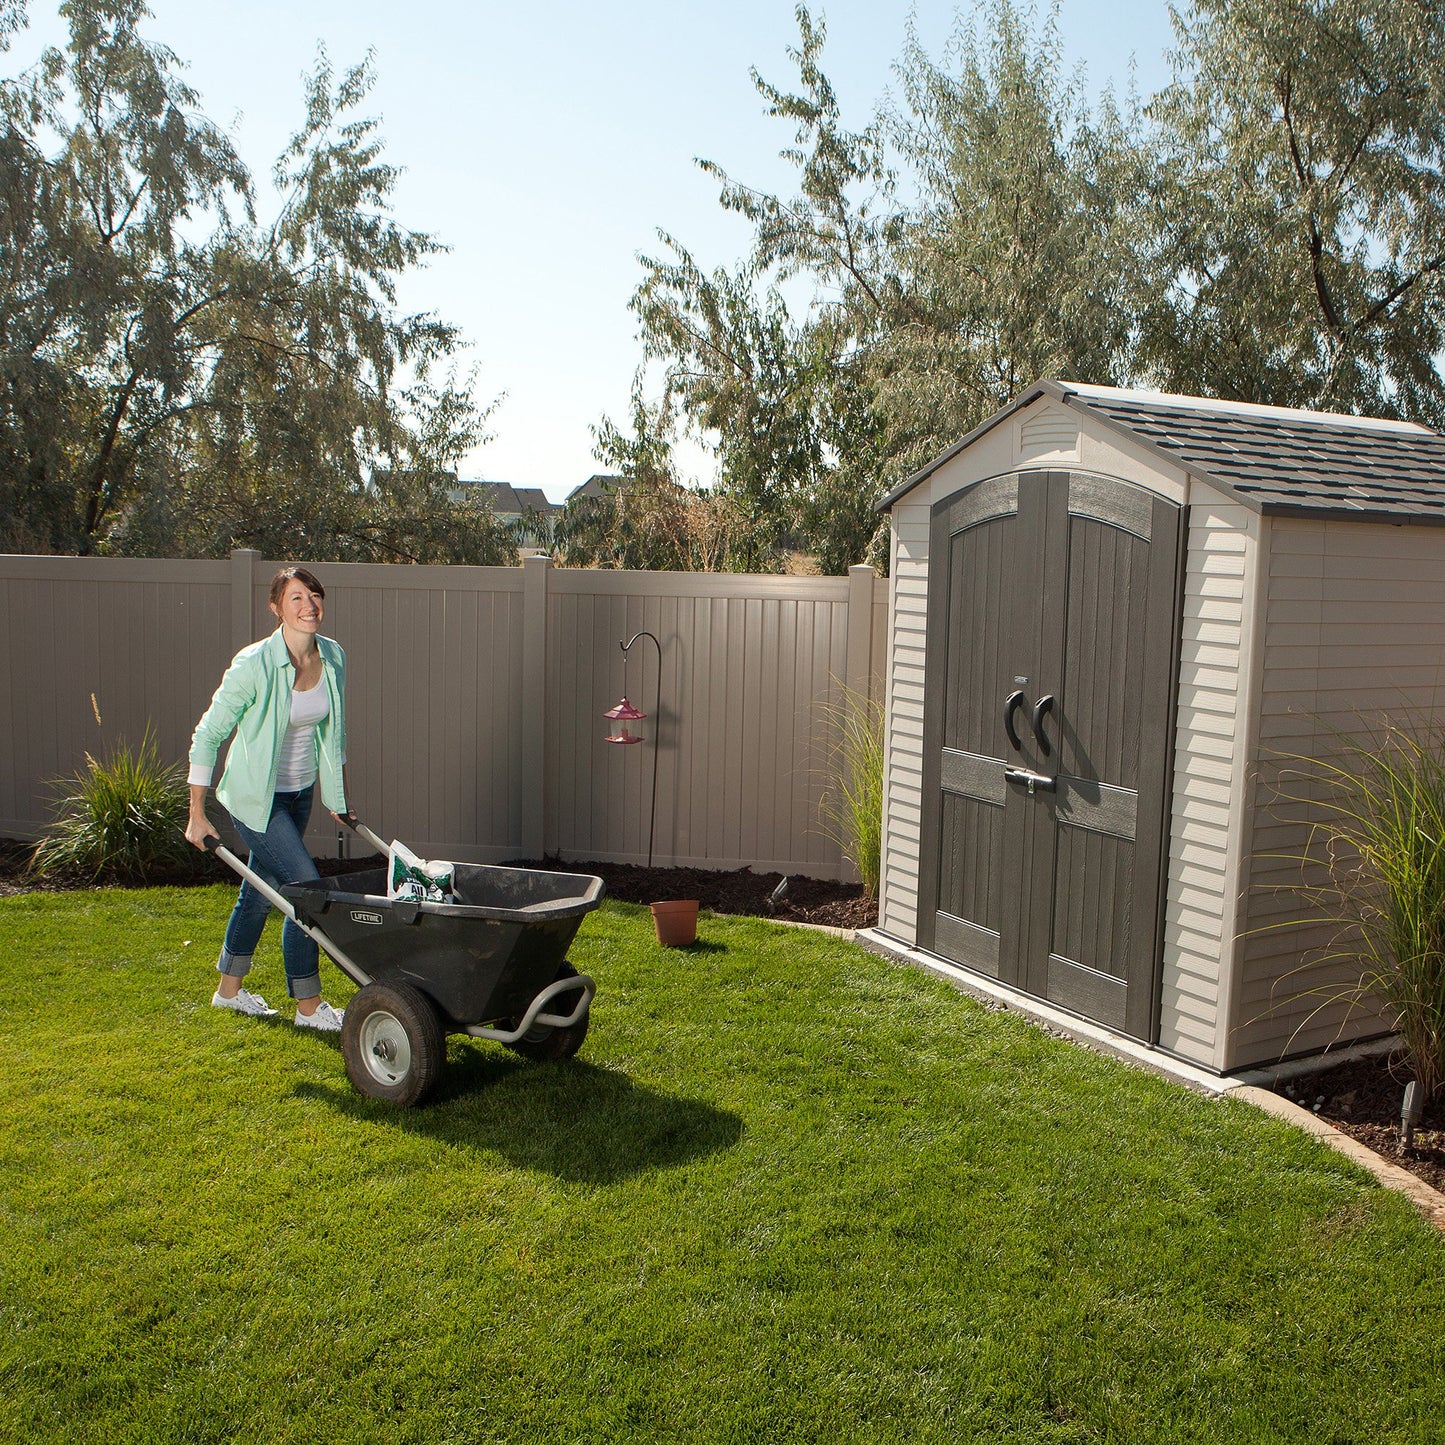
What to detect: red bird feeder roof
<box><xmin>603</xmin><ymin>697</ymin><xmax>646</xmax><ymax>721</ymax></box>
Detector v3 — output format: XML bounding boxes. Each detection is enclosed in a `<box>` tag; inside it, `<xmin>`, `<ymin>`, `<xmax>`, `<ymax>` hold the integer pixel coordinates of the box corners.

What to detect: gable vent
<box><xmin>1018</xmin><ymin>411</ymin><xmax>1080</xmax><ymax>461</ymax></box>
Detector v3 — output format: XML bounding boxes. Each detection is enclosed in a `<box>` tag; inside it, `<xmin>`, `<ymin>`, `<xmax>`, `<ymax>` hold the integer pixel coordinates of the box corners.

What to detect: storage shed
<box><xmin>870</xmin><ymin>380</ymin><xmax>1445</xmax><ymax>1076</ymax></box>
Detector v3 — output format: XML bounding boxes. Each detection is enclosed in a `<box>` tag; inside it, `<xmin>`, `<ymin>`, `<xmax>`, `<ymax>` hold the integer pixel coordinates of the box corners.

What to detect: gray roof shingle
<box><xmin>1074</xmin><ymin>390</ymin><xmax>1445</xmax><ymax>522</ymax></box>
<box><xmin>880</xmin><ymin>381</ymin><xmax>1445</xmax><ymax>524</ymax></box>
<box><xmin>566</xmin><ymin>474</ymin><xmax>625</xmax><ymax>502</ymax></box>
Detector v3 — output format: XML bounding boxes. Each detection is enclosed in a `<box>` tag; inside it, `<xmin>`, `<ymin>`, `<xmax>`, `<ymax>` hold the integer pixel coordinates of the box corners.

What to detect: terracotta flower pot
<box><xmin>650</xmin><ymin>898</ymin><xmax>699</xmax><ymax>947</ymax></box>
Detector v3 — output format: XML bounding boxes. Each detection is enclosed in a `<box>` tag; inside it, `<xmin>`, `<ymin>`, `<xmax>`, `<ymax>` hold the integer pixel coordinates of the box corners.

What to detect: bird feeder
<box><xmin>603</xmin><ymin>696</ymin><xmax>646</xmax><ymax>745</ymax></box>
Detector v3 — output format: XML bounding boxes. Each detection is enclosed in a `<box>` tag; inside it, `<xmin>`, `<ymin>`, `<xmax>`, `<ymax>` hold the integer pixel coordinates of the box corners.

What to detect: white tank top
<box><xmin>274</xmin><ymin>682</ymin><xmax>330</xmax><ymax>791</ymax></box>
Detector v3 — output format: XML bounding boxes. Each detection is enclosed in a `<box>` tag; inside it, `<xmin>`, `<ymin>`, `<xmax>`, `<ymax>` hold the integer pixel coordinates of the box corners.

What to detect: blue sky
<box><xmin>10</xmin><ymin>0</ymin><xmax>1179</xmax><ymax>500</ymax></box>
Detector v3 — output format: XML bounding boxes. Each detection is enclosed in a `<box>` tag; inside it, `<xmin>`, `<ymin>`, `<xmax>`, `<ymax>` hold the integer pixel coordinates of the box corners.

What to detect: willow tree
<box><xmin>605</xmin><ymin>1</ymin><xmax>1152</xmax><ymax>572</ymax></box>
<box><xmin>1143</xmin><ymin>0</ymin><xmax>1445</xmax><ymax>423</ymax></box>
<box><xmin>0</xmin><ymin>0</ymin><xmax>506</xmax><ymax>561</ymax></box>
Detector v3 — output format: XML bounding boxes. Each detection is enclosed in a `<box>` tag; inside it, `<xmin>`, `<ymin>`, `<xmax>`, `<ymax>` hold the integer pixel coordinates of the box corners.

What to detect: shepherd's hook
<box><xmin>620</xmin><ymin>631</ymin><xmax>662</xmax><ymax>870</ymax></box>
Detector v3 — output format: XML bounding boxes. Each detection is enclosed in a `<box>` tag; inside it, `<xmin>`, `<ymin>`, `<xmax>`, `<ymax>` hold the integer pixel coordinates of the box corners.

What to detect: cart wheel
<box><xmin>341</xmin><ymin>981</ymin><xmax>445</xmax><ymax>1107</ymax></box>
<box><xmin>505</xmin><ymin>962</ymin><xmax>590</xmax><ymax>1062</ymax></box>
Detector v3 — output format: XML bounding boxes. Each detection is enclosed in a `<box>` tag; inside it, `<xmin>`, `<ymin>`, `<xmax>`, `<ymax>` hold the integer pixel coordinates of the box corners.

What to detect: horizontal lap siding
<box><xmin>1159</xmin><ymin>502</ymin><xmax>1255</xmax><ymax>1067</ymax></box>
<box><xmin>881</xmin><ymin>505</ymin><xmax>930</xmax><ymax>941</ymax></box>
<box><xmin>1234</xmin><ymin>520</ymin><xmax>1445</xmax><ymax>1064</ymax></box>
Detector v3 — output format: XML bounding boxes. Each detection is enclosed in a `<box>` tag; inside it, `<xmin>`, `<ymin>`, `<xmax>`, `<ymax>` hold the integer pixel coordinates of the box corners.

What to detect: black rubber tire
<box><xmin>341</xmin><ymin>981</ymin><xmax>446</xmax><ymax>1107</ymax></box>
<box><xmin>505</xmin><ymin>961</ymin><xmax>590</xmax><ymax>1062</ymax></box>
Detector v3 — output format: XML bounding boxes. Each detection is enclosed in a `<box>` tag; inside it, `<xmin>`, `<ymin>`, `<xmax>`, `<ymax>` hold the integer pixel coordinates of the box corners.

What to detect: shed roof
<box><xmin>879</xmin><ymin>380</ymin><xmax>1445</xmax><ymax>525</ymax></box>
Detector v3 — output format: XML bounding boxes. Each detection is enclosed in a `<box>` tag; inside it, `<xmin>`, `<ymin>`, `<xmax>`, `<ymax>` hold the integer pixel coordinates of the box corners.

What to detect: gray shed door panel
<box><xmin>918</xmin><ymin>470</ymin><xmax>1182</xmax><ymax>1042</ymax></box>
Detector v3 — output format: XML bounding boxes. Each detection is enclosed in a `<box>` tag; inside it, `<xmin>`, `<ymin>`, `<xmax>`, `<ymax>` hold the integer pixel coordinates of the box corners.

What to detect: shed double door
<box><xmin>918</xmin><ymin>470</ymin><xmax>1182</xmax><ymax>1041</ymax></box>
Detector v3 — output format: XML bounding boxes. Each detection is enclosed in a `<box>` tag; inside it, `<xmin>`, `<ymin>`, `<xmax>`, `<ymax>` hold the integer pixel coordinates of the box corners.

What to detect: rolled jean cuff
<box><xmin>288</xmin><ymin>973</ymin><xmax>322</xmax><ymax>1001</ymax></box>
<box><xmin>216</xmin><ymin>948</ymin><xmax>253</xmax><ymax>978</ymax></box>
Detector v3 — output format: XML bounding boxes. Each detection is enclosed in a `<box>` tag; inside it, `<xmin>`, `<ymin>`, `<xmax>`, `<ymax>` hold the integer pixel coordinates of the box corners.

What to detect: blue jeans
<box><xmin>217</xmin><ymin>786</ymin><xmax>323</xmax><ymax>1000</ymax></box>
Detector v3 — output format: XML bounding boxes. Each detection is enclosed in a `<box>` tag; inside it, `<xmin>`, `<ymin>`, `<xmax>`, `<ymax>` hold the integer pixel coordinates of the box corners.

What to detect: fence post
<box><xmin>845</xmin><ymin>564</ymin><xmax>876</xmax><ymax>704</ymax></box>
<box><xmin>520</xmin><ymin>553</ymin><xmax>551</xmax><ymax>860</ymax></box>
<box><xmin>230</xmin><ymin>549</ymin><xmax>260</xmax><ymax>652</ymax></box>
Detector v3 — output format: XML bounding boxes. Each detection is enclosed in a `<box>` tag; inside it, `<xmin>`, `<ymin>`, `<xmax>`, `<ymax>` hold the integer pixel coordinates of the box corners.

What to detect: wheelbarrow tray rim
<box><xmin>281</xmin><ymin>862</ymin><xmax>605</xmax><ymax>925</ymax></box>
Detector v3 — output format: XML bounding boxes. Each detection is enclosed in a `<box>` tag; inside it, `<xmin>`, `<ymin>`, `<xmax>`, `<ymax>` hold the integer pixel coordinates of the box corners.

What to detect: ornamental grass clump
<box><xmin>819</xmin><ymin>686</ymin><xmax>884</xmax><ymax>902</ymax></box>
<box><xmin>1271</xmin><ymin>717</ymin><xmax>1445</xmax><ymax>1104</ymax></box>
<box><xmin>29</xmin><ymin>725</ymin><xmax>191</xmax><ymax>885</ymax></box>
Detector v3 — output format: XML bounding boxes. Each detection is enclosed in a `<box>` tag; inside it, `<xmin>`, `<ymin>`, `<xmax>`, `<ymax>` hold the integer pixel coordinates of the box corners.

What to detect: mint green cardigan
<box><xmin>190</xmin><ymin>628</ymin><xmax>348</xmax><ymax>832</ymax></box>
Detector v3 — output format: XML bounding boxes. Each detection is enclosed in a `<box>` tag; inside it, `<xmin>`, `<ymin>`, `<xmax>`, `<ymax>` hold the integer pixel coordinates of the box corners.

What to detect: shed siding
<box><xmin>1232</xmin><ymin>519</ymin><xmax>1445</xmax><ymax>1065</ymax></box>
<box><xmin>1158</xmin><ymin>501</ymin><xmax>1257</xmax><ymax>1067</ymax></box>
<box><xmin>880</xmin><ymin>503</ymin><xmax>931</xmax><ymax>940</ymax></box>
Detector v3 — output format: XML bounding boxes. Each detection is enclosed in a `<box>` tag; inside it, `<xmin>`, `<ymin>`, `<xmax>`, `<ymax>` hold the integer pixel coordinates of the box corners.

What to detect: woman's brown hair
<box><xmin>268</xmin><ymin>566</ymin><xmax>325</xmax><ymax>606</ymax></box>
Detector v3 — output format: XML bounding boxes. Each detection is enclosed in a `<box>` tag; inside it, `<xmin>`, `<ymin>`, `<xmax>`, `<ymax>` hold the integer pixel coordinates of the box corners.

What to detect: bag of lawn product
<box><xmin>387</xmin><ymin>840</ymin><xmax>454</xmax><ymax>903</ymax></box>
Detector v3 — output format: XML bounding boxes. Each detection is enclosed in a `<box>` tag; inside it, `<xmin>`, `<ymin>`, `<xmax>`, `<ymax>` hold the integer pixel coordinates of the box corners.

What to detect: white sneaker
<box><xmin>294</xmin><ymin>1000</ymin><xmax>345</xmax><ymax>1032</ymax></box>
<box><xmin>212</xmin><ymin>987</ymin><xmax>278</xmax><ymax>1018</ymax></box>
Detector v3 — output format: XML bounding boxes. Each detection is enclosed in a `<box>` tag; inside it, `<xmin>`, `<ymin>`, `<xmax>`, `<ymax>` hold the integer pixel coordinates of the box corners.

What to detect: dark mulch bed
<box><xmin>503</xmin><ymin>857</ymin><xmax>878</xmax><ymax>932</ymax></box>
<box><xmin>0</xmin><ymin>837</ymin><xmax>379</xmax><ymax>897</ymax></box>
<box><xmin>7</xmin><ymin>835</ymin><xmax>1442</xmax><ymax>1196</ymax></box>
<box><xmin>0</xmin><ymin>838</ymin><xmax>877</xmax><ymax>929</ymax></box>
<box><xmin>1270</xmin><ymin>1053</ymin><xmax>1445</xmax><ymax>1195</ymax></box>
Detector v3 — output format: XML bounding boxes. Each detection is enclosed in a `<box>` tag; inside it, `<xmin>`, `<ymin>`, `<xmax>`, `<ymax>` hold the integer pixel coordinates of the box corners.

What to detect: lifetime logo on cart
<box><xmin>350</xmin><ymin>909</ymin><xmax>384</xmax><ymax>926</ymax></box>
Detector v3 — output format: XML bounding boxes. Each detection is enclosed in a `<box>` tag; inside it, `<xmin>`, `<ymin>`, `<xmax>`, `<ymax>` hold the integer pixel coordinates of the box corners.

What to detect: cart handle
<box><xmin>202</xmin><ymin>835</ymin><xmax>374</xmax><ymax>989</ymax></box>
<box><xmin>337</xmin><ymin>812</ymin><xmax>390</xmax><ymax>857</ymax></box>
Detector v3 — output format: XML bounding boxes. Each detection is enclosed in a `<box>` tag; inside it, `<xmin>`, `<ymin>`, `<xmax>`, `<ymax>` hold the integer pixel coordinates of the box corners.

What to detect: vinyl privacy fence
<box><xmin>1</xmin><ymin>552</ymin><xmax>887</xmax><ymax>879</ymax></box>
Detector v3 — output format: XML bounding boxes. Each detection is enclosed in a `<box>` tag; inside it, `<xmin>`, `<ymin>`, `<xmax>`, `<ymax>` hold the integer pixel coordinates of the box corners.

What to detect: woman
<box><xmin>185</xmin><ymin>566</ymin><xmax>349</xmax><ymax>1030</ymax></box>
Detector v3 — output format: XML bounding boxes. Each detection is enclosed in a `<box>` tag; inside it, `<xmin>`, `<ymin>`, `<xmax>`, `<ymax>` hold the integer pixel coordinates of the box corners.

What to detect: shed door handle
<box><xmin>1003</xmin><ymin>690</ymin><xmax>1025</xmax><ymax>752</ymax></box>
<box><xmin>1031</xmin><ymin>695</ymin><xmax>1054</xmax><ymax>756</ymax></box>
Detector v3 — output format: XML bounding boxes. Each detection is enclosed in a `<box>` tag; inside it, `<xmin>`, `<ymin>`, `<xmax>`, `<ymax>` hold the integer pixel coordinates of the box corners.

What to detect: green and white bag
<box><xmin>387</xmin><ymin>840</ymin><xmax>454</xmax><ymax>903</ymax></box>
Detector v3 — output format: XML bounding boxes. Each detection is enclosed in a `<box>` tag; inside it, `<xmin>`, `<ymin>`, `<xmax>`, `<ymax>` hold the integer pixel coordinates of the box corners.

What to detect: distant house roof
<box><xmin>880</xmin><ymin>380</ymin><xmax>1445</xmax><ymax>525</ymax></box>
<box><xmin>453</xmin><ymin>480</ymin><xmax>558</xmax><ymax>516</ymax></box>
<box><xmin>512</xmin><ymin>487</ymin><xmax>552</xmax><ymax>513</ymax></box>
<box><xmin>566</xmin><ymin>474</ymin><xmax>625</xmax><ymax>503</ymax></box>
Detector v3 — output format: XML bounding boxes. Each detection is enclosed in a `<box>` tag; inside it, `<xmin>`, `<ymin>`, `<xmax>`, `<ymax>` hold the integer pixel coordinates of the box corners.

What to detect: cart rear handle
<box><xmin>337</xmin><ymin>811</ymin><xmax>389</xmax><ymax>857</ymax></box>
<box><xmin>202</xmin><ymin>835</ymin><xmax>374</xmax><ymax>989</ymax></box>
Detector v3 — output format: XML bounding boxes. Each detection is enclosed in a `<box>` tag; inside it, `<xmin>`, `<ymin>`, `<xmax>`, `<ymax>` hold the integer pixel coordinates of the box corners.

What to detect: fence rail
<box><xmin>1</xmin><ymin>551</ymin><xmax>887</xmax><ymax>879</ymax></box>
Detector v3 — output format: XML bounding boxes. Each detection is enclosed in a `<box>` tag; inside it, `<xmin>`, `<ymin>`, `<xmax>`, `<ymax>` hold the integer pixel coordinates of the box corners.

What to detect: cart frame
<box><xmin>204</xmin><ymin>814</ymin><xmax>598</xmax><ymax>1050</ymax></box>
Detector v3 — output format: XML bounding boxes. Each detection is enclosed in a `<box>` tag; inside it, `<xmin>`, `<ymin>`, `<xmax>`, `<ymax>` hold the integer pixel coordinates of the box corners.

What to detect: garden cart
<box><xmin>205</xmin><ymin>815</ymin><xmax>602</xmax><ymax>1106</ymax></box>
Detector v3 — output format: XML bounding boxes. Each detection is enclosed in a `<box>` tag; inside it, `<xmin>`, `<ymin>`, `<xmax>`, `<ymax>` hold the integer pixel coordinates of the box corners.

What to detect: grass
<box><xmin>2</xmin><ymin>886</ymin><xmax>1444</xmax><ymax>1444</ymax></box>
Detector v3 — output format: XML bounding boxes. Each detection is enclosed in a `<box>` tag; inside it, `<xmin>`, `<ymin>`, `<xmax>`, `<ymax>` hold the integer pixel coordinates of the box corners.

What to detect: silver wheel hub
<box><xmin>359</xmin><ymin>1009</ymin><xmax>412</xmax><ymax>1086</ymax></box>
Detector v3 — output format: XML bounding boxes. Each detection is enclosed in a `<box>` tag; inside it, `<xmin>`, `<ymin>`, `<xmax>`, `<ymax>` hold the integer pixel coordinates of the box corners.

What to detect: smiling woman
<box><xmin>184</xmin><ymin>566</ymin><xmax>352</xmax><ymax>1031</ymax></box>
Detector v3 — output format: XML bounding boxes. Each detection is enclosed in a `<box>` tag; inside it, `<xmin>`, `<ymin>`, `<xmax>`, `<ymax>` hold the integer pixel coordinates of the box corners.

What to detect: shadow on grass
<box><xmin>660</xmin><ymin>937</ymin><xmax>727</xmax><ymax>956</ymax></box>
<box><xmin>295</xmin><ymin>1049</ymin><xmax>743</xmax><ymax>1184</ymax></box>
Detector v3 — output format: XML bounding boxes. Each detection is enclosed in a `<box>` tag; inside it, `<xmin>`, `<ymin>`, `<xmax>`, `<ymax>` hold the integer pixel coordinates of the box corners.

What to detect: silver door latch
<box><xmin>1003</xmin><ymin>766</ymin><xmax>1056</xmax><ymax>796</ymax></box>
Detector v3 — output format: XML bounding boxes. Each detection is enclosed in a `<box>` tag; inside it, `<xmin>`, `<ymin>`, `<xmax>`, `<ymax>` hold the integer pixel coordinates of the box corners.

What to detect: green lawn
<box><xmin>2</xmin><ymin>883</ymin><xmax>1443</xmax><ymax>1444</ymax></box>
